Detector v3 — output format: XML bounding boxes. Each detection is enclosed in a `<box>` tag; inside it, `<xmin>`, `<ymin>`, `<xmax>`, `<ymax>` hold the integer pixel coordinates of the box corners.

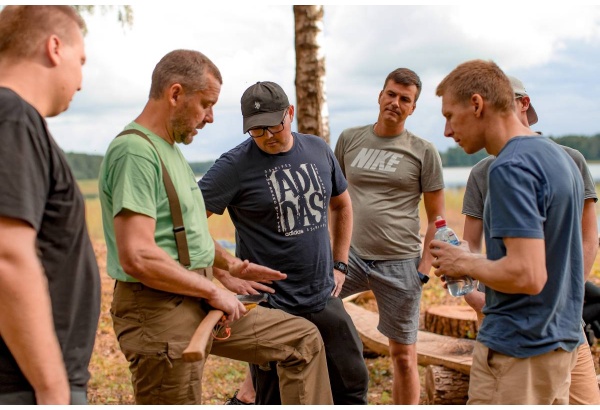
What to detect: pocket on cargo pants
<box><xmin>111</xmin><ymin>282</ymin><xmax>208</xmax><ymax>404</ymax></box>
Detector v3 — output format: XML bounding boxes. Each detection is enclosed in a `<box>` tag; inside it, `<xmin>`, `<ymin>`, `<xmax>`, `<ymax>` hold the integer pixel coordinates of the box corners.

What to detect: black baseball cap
<box><xmin>241</xmin><ymin>81</ymin><xmax>289</xmax><ymax>133</ymax></box>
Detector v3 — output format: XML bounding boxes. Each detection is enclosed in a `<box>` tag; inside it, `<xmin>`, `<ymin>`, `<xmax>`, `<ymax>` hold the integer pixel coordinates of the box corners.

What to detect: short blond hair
<box><xmin>436</xmin><ymin>60</ymin><xmax>514</xmax><ymax>114</ymax></box>
<box><xmin>0</xmin><ymin>6</ymin><xmax>85</xmax><ymax>59</ymax></box>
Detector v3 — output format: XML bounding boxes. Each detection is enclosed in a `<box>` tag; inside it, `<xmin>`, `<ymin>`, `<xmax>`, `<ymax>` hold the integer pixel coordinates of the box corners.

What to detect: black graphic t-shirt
<box><xmin>200</xmin><ymin>133</ymin><xmax>347</xmax><ymax>314</ymax></box>
<box><xmin>0</xmin><ymin>87</ymin><xmax>100</xmax><ymax>394</ymax></box>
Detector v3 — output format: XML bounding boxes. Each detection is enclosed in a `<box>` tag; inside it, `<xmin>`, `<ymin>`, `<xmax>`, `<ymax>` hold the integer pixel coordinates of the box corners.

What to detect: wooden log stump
<box><xmin>343</xmin><ymin>301</ymin><xmax>475</xmax><ymax>374</ymax></box>
<box><xmin>424</xmin><ymin>305</ymin><xmax>478</xmax><ymax>339</ymax></box>
<box><xmin>425</xmin><ymin>364</ymin><xmax>469</xmax><ymax>405</ymax></box>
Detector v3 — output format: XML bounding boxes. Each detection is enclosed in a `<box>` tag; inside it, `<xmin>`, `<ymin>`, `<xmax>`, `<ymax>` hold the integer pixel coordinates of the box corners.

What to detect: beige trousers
<box><xmin>111</xmin><ymin>280</ymin><xmax>332</xmax><ymax>405</ymax></box>
<box><xmin>468</xmin><ymin>341</ymin><xmax>579</xmax><ymax>405</ymax></box>
<box><xmin>569</xmin><ymin>341</ymin><xmax>600</xmax><ymax>404</ymax></box>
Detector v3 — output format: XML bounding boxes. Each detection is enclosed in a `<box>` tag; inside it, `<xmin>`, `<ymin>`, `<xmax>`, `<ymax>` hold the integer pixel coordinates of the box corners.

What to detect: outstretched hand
<box><xmin>218</xmin><ymin>272</ymin><xmax>275</xmax><ymax>295</ymax></box>
<box><xmin>229</xmin><ymin>259</ymin><xmax>287</xmax><ymax>282</ymax></box>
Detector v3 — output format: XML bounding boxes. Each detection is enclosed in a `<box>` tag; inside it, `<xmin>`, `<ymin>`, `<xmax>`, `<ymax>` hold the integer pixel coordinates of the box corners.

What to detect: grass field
<box><xmin>78</xmin><ymin>179</ymin><xmax>600</xmax><ymax>404</ymax></box>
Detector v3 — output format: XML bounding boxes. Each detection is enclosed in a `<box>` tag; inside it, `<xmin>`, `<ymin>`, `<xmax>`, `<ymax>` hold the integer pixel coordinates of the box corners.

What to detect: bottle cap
<box><xmin>434</xmin><ymin>216</ymin><xmax>447</xmax><ymax>229</ymax></box>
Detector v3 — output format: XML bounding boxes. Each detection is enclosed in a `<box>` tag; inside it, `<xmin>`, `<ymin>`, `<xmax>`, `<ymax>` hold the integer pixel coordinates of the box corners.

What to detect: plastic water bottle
<box><xmin>434</xmin><ymin>216</ymin><xmax>475</xmax><ymax>297</ymax></box>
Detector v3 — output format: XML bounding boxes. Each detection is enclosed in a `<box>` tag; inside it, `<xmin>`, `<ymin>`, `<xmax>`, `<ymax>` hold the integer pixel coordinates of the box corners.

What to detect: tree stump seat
<box><xmin>424</xmin><ymin>304</ymin><xmax>479</xmax><ymax>339</ymax></box>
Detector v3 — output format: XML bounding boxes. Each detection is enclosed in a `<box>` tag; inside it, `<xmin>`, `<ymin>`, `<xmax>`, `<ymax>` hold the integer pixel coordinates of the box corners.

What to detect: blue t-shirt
<box><xmin>199</xmin><ymin>133</ymin><xmax>348</xmax><ymax>314</ymax></box>
<box><xmin>479</xmin><ymin>136</ymin><xmax>585</xmax><ymax>358</ymax></box>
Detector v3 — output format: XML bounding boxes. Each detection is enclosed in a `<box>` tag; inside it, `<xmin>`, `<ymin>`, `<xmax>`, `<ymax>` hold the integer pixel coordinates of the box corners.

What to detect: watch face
<box><xmin>334</xmin><ymin>261</ymin><xmax>348</xmax><ymax>274</ymax></box>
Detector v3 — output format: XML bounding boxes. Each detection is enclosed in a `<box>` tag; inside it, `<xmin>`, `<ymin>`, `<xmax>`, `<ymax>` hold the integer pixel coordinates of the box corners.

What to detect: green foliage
<box><xmin>189</xmin><ymin>161</ymin><xmax>216</xmax><ymax>175</ymax></box>
<box><xmin>64</xmin><ymin>151</ymin><xmax>214</xmax><ymax>181</ymax></box>
<box><xmin>549</xmin><ymin>133</ymin><xmax>600</xmax><ymax>160</ymax></box>
<box><xmin>440</xmin><ymin>133</ymin><xmax>600</xmax><ymax>167</ymax></box>
<box><xmin>440</xmin><ymin>147</ymin><xmax>488</xmax><ymax>167</ymax></box>
<box><xmin>65</xmin><ymin>133</ymin><xmax>600</xmax><ymax>178</ymax></box>
<box><xmin>74</xmin><ymin>5</ymin><xmax>133</xmax><ymax>31</ymax></box>
<box><xmin>65</xmin><ymin>152</ymin><xmax>104</xmax><ymax>180</ymax></box>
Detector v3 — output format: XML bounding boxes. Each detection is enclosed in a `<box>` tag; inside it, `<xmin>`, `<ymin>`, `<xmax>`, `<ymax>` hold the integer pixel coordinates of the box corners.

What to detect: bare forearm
<box><xmin>462</xmin><ymin>215</ymin><xmax>483</xmax><ymax>254</ymax></box>
<box><xmin>330</xmin><ymin>205</ymin><xmax>352</xmax><ymax>263</ymax></box>
<box><xmin>457</xmin><ymin>248</ymin><xmax>545</xmax><ymax>294</ymax></box>
<box><xmin>421</xmin><ymin>189</ymin><xmax>446</xmax><ymax>274</ymax></box>
<box><xmin>431</xmin><ymin>237</ymin><xmax>547</xmax><ymax>295</ymax></box>
<box><xmin>120</xmin><ymin>245</ymin><xmax>218</xmax><ymax>300</ymax></box>
<box><xmin>418</xmin><ymin>223</ymin><xmax>436</xmax><ymax>274</ymax></box>
<box><xmin>213</xmin><ymin>239</ymin><xmax>239</xmax><ymax>273</ymax></box>
<box><xmin>0</xmin><ymin>258</ymin><xmax>69</xmax><ymax>404</ymax></box>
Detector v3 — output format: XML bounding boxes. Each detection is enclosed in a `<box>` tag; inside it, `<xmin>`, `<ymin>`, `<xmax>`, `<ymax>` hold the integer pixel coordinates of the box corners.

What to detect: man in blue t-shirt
<box><xmin>199</xmin><ymin>81</ymin><xmax>368</xmax><ymax>405</ymax></box>
<box><xmin>432</xmin><ymin>60</ymin><xmax>584</xmax><ymax>404</ymax></box>
<box><xmin>461</xmin><ymin>75</ymin><xmax>600</xmax><ymax>404</ymax></box>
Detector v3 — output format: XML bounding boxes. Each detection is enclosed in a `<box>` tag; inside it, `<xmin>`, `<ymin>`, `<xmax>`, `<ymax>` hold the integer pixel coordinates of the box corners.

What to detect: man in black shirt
<box><xmin>0</xmin><ymin>6</ymin><xmax>100</xmax><ymax>405</ymax></box>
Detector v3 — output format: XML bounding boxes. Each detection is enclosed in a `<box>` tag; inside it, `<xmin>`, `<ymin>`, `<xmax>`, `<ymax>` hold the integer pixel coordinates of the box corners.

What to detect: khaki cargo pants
<box><xmin>111</xmin><ymin>280</ymin><xmax>332</xmax><ymax>405</ymax></box>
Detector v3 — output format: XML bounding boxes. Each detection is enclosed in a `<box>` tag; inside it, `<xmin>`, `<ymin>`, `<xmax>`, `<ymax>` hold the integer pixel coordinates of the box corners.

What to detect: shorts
<box><xmin>339</xmin><ymin>248</ymin><xmax>422</xmax><ymax>344</ymax></box>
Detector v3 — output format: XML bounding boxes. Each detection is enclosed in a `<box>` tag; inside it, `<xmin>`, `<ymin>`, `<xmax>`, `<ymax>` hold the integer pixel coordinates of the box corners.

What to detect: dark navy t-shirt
<box><xmin>479</xmin><ymin>136</ymin><xmax>584</xmax><ymax>358</ymax></box>
<box><xmin>199</xmin><ymin>132</ymin><xmax>347</xmax><ymax>314</ymax></box>
<box><xmin>0</xmin><ymin>88</ymin><xmax>100</xmax><ymax>394</ymax></box>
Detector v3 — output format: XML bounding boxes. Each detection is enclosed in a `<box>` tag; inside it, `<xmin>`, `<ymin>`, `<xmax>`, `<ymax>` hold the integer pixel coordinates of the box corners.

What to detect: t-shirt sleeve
<box><xmin>421</xmin><ymin>143</ymin><xmax>445</xmax><ymax>192</ymax></box>
<box><xmin>106</xmin><ymin>152</ymin><xmax>161</xmax><ymax>219</ymax></box>
<box><xmin>578</xmin><ymin>160</ymin><xmax>597</xmax><ymax>202</ymax></box>
<box><xmin>0</xmin><ymin>118</ymin><xmax>48</xmax><ymax>230</ymax></box>
<box><xmin>198</xmin><ymin>154</ymin><xmax>240</xmax><ymax>215</ymax></box>
<box><xmin>333</xmin><ymin>132</ymin><xmax>347</xmax><ymax>177</ymax></box>
<box><xmin>488</xmin><ymin>163</ymin><xmax>544</xmax><ymax>239</ymax></box>
<box><xmin>563</xmin><ymin>147</ymin><xmax>596</xmax><ymax>202</ymax></box>
<box><xmin>462</xmin><ymin>167</ymin><xmax>485</xmax><ymax>219</ymax></box>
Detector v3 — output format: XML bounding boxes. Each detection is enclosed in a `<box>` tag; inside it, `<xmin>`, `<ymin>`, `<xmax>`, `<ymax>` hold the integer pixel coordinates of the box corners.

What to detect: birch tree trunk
<box><xmin>293</xmin><ymin>5</ymin><xmax>330</xmax><ymax>143</ymax></box>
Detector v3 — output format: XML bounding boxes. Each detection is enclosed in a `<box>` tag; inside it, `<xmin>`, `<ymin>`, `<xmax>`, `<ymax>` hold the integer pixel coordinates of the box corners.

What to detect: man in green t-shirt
<box><xmin>99</xmin><ymin>49</ymin><xmax>332</xmax><ymax>405</ymax></box>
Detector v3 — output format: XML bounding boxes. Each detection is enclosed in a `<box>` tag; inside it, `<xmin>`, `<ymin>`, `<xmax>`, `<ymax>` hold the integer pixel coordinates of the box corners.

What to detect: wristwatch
<box><xmin>333</xmin><ymin>261</ymin><xmax>349</xmax><ymax>275</ymax></box>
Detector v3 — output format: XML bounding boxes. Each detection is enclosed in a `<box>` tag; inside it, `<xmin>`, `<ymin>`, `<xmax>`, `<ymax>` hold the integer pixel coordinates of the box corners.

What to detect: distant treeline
<box><xmin>440</xmin><ymin>133</ymin><xmax>600</xmax><ymax>167</ymax></box>
<box><xmin>64</xmin><ymin>152</ymin><xmax>216</xmax><ymax>181</ymax></box>
<box><xmin>65</xmin><ymin>134</ymin><xmax>600</xmax><ymax>179</ymax></box>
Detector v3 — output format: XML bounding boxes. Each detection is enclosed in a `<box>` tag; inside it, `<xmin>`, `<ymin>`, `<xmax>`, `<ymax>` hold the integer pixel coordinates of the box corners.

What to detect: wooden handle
<box><xmin>182</xmin><ymin>310</ymin><xmax>224</xmax><ymax>362</ymax></box>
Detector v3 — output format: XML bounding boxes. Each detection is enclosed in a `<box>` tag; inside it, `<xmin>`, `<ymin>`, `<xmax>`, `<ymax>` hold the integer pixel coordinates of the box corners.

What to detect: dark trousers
<box><xmin>251</xmin><ymin>296</ymin><xmax>369</xmax><ymax>405</ymax></box>
<box><xmin>0</xmin><ymin>390</ymin><xmax>87</xmax><ymax>404</ymax></box>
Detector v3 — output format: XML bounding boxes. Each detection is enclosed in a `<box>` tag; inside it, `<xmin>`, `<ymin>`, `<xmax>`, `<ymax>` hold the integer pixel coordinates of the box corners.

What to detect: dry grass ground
<box><xmin>81</xmin><ymin>182</ymin><xmax>600</xmax><ymax>404</ymax></box>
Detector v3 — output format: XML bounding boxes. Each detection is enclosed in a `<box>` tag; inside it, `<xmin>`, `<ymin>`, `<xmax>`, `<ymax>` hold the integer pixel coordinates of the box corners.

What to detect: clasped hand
<box><xmin>429</xmin><ymin>239</ymin><xmax>471</xmax><ymax>279</ymax></box>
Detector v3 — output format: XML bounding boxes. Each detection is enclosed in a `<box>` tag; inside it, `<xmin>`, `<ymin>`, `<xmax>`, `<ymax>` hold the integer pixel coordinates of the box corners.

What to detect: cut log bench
<box><xmin>344</xmin><ymin>298</ymin><xmax>478</xmax><ymax>404</ymax></box>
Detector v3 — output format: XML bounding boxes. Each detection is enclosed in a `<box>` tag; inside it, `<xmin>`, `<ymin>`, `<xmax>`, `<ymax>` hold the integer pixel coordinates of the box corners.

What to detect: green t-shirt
<box><xmin>99</xmin><ymin>122</ymin><xmax>215</xmax><ymax>281</ymax></box>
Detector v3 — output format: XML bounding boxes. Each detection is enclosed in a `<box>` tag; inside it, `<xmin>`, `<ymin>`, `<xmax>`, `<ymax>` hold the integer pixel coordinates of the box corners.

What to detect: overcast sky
<box><xmin>46</xmin><ymin>3</ymin><xmax>600</xmax><ymax>162</ymax></box>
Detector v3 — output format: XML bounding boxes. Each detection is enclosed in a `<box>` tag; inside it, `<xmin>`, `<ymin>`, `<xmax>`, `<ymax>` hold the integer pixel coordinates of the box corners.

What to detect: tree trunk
<box><xmin>293</xmin><ymin>5</ymin><xmax>329</xmax><ymax>143</ymax></box>
<box><xmin>425</xmin><ymin>365</ymin><xmax>470</xmax><ymax>405</ymax></box>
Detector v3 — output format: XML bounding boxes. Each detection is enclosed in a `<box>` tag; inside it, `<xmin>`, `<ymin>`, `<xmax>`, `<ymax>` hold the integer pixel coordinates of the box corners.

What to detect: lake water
<box><xmin>443</xmin><ymin>163</ymin><xmax>600</xmax><ymax>188</ymax></box>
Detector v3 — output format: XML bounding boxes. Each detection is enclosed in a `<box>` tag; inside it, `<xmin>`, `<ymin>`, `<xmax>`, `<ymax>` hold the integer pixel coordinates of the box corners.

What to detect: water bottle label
<box><xmin>447</xmin><ymin>232</ymin><xmax>460</xmax><ymax>246</ymax></box>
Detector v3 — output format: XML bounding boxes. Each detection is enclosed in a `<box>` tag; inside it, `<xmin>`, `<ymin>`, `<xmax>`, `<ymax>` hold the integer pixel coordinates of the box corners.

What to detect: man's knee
<box><xmin>389</xmin><ymin>341</ymin><xmax>417</xmax><ymax>368</ymax></box>
<box><xmin>292</xmin><ymin>320</ymin><xmax>326</xmax><ymax>364</ymax></box>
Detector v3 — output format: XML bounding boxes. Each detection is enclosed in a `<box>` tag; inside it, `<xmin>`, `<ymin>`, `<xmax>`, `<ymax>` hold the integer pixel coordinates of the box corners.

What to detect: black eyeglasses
<box><xmin>247</xmin><ymin>114</ymin><xmax>287</xmax><ymax>138</ymax></box>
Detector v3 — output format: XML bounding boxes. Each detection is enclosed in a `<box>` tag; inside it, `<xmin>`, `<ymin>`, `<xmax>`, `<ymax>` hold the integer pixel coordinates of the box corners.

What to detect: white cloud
<box><xmin>46</xmin><ymin>4</ymin><xmax>600</xmax><ymax>161</ymax></box>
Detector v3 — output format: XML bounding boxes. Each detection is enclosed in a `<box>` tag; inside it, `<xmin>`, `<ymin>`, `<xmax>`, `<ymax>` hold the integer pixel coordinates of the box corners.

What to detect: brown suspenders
<box><xmin>115</xmin><ymin>129</ymin><xmax>191</xmax><ymax>268</ymax></box>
